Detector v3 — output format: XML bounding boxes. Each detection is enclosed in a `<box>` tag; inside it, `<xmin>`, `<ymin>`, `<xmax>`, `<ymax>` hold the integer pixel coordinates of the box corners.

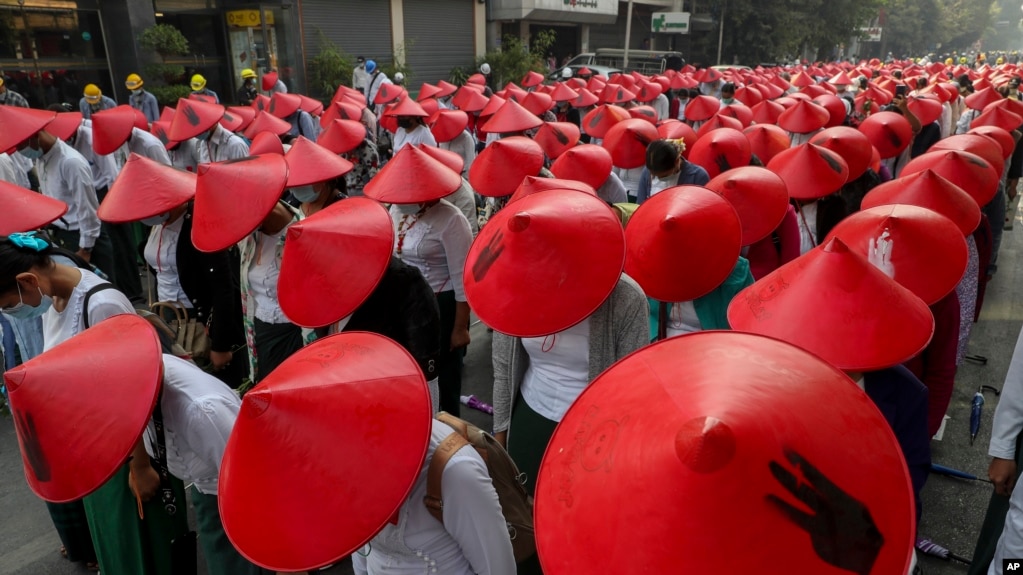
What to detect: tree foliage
<box><xmin>467</xmin><ymin>31</ymin><xmax>556</xmax><ymax>88</ymax></box>
<box><xmin>308</xmin><ymin>29</ymin><xmax>355</xmax><ymax>102</ymax></box>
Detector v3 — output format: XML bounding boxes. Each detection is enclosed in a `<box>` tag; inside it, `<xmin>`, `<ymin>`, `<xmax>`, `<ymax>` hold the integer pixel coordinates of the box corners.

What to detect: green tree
<box><xmin>473</xmin><ymin>31</ymin><xmax>555</xmax><ymax>89</ymax></box>
<box><xmin>308</xmin><ymin>30</ymin><xmax>355</xmax><ymax>103</ymax></box>
<box><xmin>138</xmin><ymin>24</ymin><xmax>189</xmax><ymax>83</ymax></box>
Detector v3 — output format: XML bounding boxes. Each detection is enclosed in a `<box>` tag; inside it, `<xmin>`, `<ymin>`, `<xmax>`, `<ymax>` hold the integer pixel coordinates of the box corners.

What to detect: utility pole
<box><xmin>624</xmin><ymin>0</ymin><xmax>634</xmax><ymax>69</ymax></box>
<box><xmin>716</xmin><ymin>0</ymin><xmax>726</xmax><ymax>65</ymax></box>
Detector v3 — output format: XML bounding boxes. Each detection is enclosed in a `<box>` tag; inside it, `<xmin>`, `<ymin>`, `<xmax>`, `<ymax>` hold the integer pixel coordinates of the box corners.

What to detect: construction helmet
<box><xmin>562</xmin><ymin>67</ymin><xmax>573</xmax><ymax>79</ymax></box>
<box><xmin>997</xmin><ymin>57</ymin><xmax>1005</xmax><ymax>65</ymax></box>
<box><xmin>191</xmin><ymin>74</ymin><xmax>207</xmax><ymax>91</ymax></box>
<box><xmin>365</xmin><ymin>60</ymin><xmax>377</xmax><ymax>74</ymax></box>
<box><xmin>84</xmin><ymin>84</ymin><xmax>102</xmax><ymax>103</ymax></box>
<box><xmin>241</xmin><ymin>68</ymin><xmax>257</xmax><ymax>80</ymax></box>
<box><xmin>945</xmin><ymin>58</ymin><xmax>953</xmax><ymax>65</ymax></box>
<box><xmin>960</xmin><ymin>57</ymin><xmax>968</xmax><ymax>64</ymax></box>
<box><xmin>125</xmin><ymin>73</ymin><xmax>143</xmax><ymax>90</ymax></box>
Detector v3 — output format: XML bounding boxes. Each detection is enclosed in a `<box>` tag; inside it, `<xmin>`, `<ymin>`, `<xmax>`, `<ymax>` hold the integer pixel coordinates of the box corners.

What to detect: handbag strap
<box><xmin>150</xmin><ymin>393</ymin><xmax>179</xmax><ymax>516</ymax></box>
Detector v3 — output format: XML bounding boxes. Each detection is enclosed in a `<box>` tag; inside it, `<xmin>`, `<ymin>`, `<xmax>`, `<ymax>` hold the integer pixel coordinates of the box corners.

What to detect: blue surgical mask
<box><xmin>19</xmin><ymin>147</ymin><xmax>42</xmax><ymax>160</ymax></box>
<box><xmin>721</xmin><ymin>97</ymin><xmax>735</xmax><ymax>105</ymax></box>
<box><xmin>141</xmin><ymin>212</ymin><xmax>170</xmax><ymax>226</ymax></box>
<box><xmin>4</xmin><ymin>284</ymin><xmax>53</xmax><ymax>320</ymax></box>
<box><xmin>195</xmin><ymin>130</ymin><xmax>211</xmax><ymax>142</ymax></box>
<box><xmin>291</xmin><ymin>185</ymin><xmax>320</xmax><ymax>203</ymax></box>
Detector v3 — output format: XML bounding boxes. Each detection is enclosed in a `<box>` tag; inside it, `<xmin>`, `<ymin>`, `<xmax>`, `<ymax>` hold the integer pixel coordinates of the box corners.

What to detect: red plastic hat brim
<box><xmin>743</xmin><ymin>124</ymin><xmax>790</xmax><ymax>164</ymax></box>
<box><xmin>248</xmin><ymin>131</ymin><xmax>285</xmax><ymax>156</ymax></box>
<box><xmin>767</xmin><ymin>144</ymin><xmax>849</xmax><ymax>200</ymax></box>
<box><xmin>706</xmin><ymin>167</ymin><xmax>790</xmax><ymax>245</ymax></box>
<box><xmin>861</xmin><ymin>169</ymin><xmax>981</xmax><ymax>235</ymax></box>
<box><xmin>279</xmin><ymin>198</ymin><xmax>393</xmax><ymax>327</ymax></box>
<box><xmin>901</xmin><ymin>149</ymin><xmax>1000</xmax><ymax>206</ymax></box>
<box><xmin>243</xmin><ymin>111</ymin><xmax>292</xmax><ymax>140</ymax></box>
<box><xmin>480</xmin><ymin>99</ymin><xmax>543</xmax><ymax>134</ymax></box>
<box><xmin>464</xmin><ymin>189</ymin><xmax>626</xmax><ymax>337</ymax></box>
<box><xmin>534</xmin><ymin>122</ymin><xmax>581</xmax><ymax>159</ymax></box>
<box><xmin>777</xmin><ymin>100</ymin><xmax>830</xmax><ymax>134</ymax></box>
<box><xmin>415</xmin><ymin>144</ymin><xmax>465</xmax><ymax>175</ymax></box>
<box><xmin>468</xmin><ymin>136</ymin><xmax>545</xmax><ymax>198</ymax></box>
<box><xmin>0</xmin><ymin>180</ymin><xmax>68</xmax><ymax>234</ymax></box>
<box><xmin>549</xmin><ymin>144</ymin><xmax>614</xmax><ymax>189</ymax></box>
<box><xmin>602</xmin><ymin>118</ymin><xmax>659</xmax><ymax>169</ymax></box>
<box><xmin>581</xmin><ymin>105</ymin><xmax>631</xmax><ymax>139</ymax></box>
<box><xmin>45</xmin><ymin>112</ymin><xmax>83</xmax><ymax>142</ymax></box>
<box><xmin>808</xmin><ymin>126</ymin><xmax>873</xmax><ymax>180</ymax></box>
<box><xmin>509</xmin><ymin>176</ymin><xmax>596</xmax><ymax>204</ymax></box>
<box><xmin>168</xmin><ymin>98</ymin><xmax>225</xmax><ymax>142</ymax></box>
<box><xmin>192</xmin><ymin>155</ymin><xmax>289</xmax><ymax>253</ymax></box>
<box><xmin>0</xmin><ymin>106</ymin><xmax>56</xmax><ymax>150</ymax></box>
<box><xmin>858</xmin><ymin>111</ymin><xmax>913</xmax><ymax>159</ymax></box>
<box><xmin>4</xmin><ymin>315</ymin><xmax>161</xmax><ymax>503</ymax></box>
<box><xmin>284</xmin><ymin>136</ymin><xmax>354</xmax><ymax>187</ymax></box>
<box><xmin>430</xmin><ymin>110</ymin><xmax>469</xmax><ymax>143</ymax></box>
<box><xmin>219</xmin><ymin>332</ymin><xmax>431</xmax><ymax>572</ymax></box>
<box><xmin>261</xmin><ymin>71</ymin><xmax>278</xmax><ymax>92</ymax></box>
<box><xmin>535</xmin><ymin>331</ymin><xmax>915</xmax><ymax>575</ymax></box>
<box><xmin>364</xmin><ymin>145</ymin><xmax>461</xmax><ymax>204</ymax></box>
<box><xmin>98</xmin><ymin>154</ymin><xmax>196</xmax><ymax>223</ymax></box>
<box><xmin>317</xmin><ymin>119</ymin><xmax>366</xmax><ymax>155</ymax></box>
<box><xmin>91</xmin><ymin>105</ymin><xmax>136</xmax><ymax>156</ymax></box>
<box><xmin>688</xmin><ymin>128</ymin><xmax>753</xmax><ymax>179</ymax></box>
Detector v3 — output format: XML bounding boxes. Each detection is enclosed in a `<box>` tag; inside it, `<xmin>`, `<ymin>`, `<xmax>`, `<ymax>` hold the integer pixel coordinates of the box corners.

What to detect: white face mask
<box><xmin>395</xmin><ymin>203</ymin><xmax>423</xmax><ymax>215</ymax></box>
<box><xmin>19</xmin><ymin>147</ymin><xmax>42</xmax><ymax>160</ymax></box>
<box><xmin>291</xmin><ymin>185</ymin><xmax>319</xmax><ymax>203</ymax></box>
<box><xmin>141</xmin><ymin>212</ymin><xmax>170</xmax><ymax>226</ymax></box>
<box><xmin>131</xmin><ymin>89</ymin><xmax>143</xmax><ymax>96</ymax></box>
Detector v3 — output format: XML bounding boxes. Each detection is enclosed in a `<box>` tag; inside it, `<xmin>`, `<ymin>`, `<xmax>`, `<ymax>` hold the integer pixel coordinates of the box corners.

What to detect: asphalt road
<box><xmin>0</xmin><ymin>221</ymin><xmax>1021</xmax><ymax>574</ymax></box>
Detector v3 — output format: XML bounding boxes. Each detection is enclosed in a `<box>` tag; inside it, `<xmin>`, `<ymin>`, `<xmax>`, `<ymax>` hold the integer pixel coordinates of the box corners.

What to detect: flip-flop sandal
<box><xmin>85</xmin><ymin>560</ymin><xmax>100</xmax><ymax>571</ymax></box>
<box><xmin>59</xmin><ymin>546</ymin><xmax>67</xmax><ymax>558</ymax></box>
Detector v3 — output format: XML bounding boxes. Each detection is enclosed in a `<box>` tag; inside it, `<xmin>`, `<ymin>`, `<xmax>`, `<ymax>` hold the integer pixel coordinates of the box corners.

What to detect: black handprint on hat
<box><xmin>14</xmin><ymin>408</ymin><xmax>51</xmax><ymax>482</ymax></box>
<box><xmin>471</xmin><ymin>229</ymin><xmax>505</xmax><ymax>282</ymax></box>
<box><xmin>766</xmin><ymin>449</ymin><xmax>884</xmax><ymax>575</ymax></box>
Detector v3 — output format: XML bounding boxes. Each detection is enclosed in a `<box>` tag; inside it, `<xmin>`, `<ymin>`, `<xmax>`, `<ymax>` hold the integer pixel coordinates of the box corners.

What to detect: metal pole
<box><xmin>624</xmin><ymin>0</ymin><xmax>634</xmax><ymax>70</ymax></box>
<box><xmin>716</xmin><ymin>0</ymin><xmax>725</xmax><ymax>65</ymax></box>
<box><xmin>657</xmin><ymin>301</ymin><xmax>668</xmax><ymax>341</ymax></box>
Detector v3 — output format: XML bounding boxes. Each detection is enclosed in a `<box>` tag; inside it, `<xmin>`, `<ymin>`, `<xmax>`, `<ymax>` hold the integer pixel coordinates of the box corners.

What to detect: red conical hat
<box><xmin>695</xmin><ymin>114</ymin><xmax>743</xmax><ymax>139</ymax></box>
<box><xmin>278</xmin><ymin>198</ymin><xmax>393</xmax><ymax>327</ymax></box>
<box><xmin>468</xmin><ymin>136</ymin><xmax>545</xmax><ymax>197</ymax></box>
<box><xmin>168</xmin><ymin>98</ymin><xmax>224</xmax><ymax>142</ymax></box>
<box><xmin>243</xmin><ymin>111</ymin><xmax>292</xmax><ymax>140</ymax></box>
<box><xmin>790</xmin><ymin>71</ymin><xmax>815</xmax><ymax>88</ymax></box>
<box><xmin>192</xmin><ymin>155</ymin><xmax>289</xmax><ymax>253</ymax></box>
<box><xmin>857</xmin><ymin>111</ymin><xmax>913</xmax><ymax>159</ymax></box>
<box><xmin>0</xmin><ymin>180</ymin><xmax>67</xmax><ymax>234</ymax></box>
<box><xmin>582</xmin><ymin>104</ymin><xmax>631</xmax><ymax>138</ymax></box>
<box><xmin>734</xmin><ymin>85</ymin><xmax>764</xmax><ymax>107</ymax></box>
<box><xmin>728</xmin><ymin>237</ymin><xmax>934</xmax><ymax>371</ymax></box>
<box><xmin>452</xmin><ymin>86</ymin><xmax>490</xmax><ymax>112</ymax></box>
<box><xmin>91</xmin><ymin>105</ymin><xmax>136</xmax><ymax>155</ymax></box>
<box><xmin>706</xmin><ymin>167</ymin><xmax>790</xmax><ymax>245</ymax></box>
<box><xmin>383</xmin><ymin>96</ymin><xmax>428</xmax><ymax>118</ymax></box>
<box><xmin>777</xmin><ymin>100</ymin><xmax>829</xmax><ymax>134</ymax></box>
<box><xmin>364</xmin><ymin>144</ymin><xmax>461</xmax><ymax>204</ymax></box>
<box><xmin>334</xmin><ymin>101</ymin><xmax>364</xmax><ymax>122</ymax></box>
<box><xmin>750</xmin><ymin>100</ymin><xmax>785</xmax><ymax>125</ymax></box>
<box><xmin>45</xmin><ymin>111</ymin><xmax>83</xmax><ymax>142</ymax></box>
<box><xmin>481</xmin><ymin>99</ymin><xmax>543</xmax><ymax>133</ymax></box>
<box><xmin>861</xmin><ymin>170</ymin><xmax>981</xmax><ymax>236</ymax></box>
<box><xmin>189</xmin><ymin>93</ymin><xmax>216</xmax><ymax>104</ymax></box>
<box><xmin>521</xmin><ymin>71</ymin><xmax>545</xmax><ymax>88</ymax></box>
<box><xmin>535</xmin><ymin>330</ymin><xmax>915</xmax><ymax>575</ymax></box>
<box><xmin>688</xmin><ymin>128</ymin><xmax>752</xmax><ymax>179</ymax></box>
<box><xmin>261</xmin><ymin>70</ymin><xmax>278</xmax><ymax>92</ymax></box>
<box><xmin>717</xmin><ymin>104</ymin><xmax>754</xmax><ymax>128</ymax></box>
<box><xmin>248</xmin><ymin>131</ymin><xmax>284</xmax><ymax>156</ymax></box>
<box><xmin>906</xmin><ymin>95</ymin><xmax>943</xmax><ymax>126</ymax></box>
<box><xmin>4</xmin><ymin>314</ymin><xmax>161</xmax><ymax>503</ymax></box>
<box><xmin>602</xmin><ymin>118</ymin><xmax>659</xmax><ymax>169</ymax></box>
<box><xmin>415</xmin><ymin>144</ymin><xmax>464</xmax><ymax>174</ymax></box>
<box><xmin>971</xmin><ymin>105</ymin><xmax>1023</xmax><ymax>132</ymax></box>
<box><xmin>98</xmin><ymin>154</ymin><xmax>196</xmax><ymax>223</ymax></box>
<box><xmin>625</xmin><ymin>186</ymin><xmax>742</xmax><ymax>302</ymax></box>
<box><xmin>435</xmin><ymin>80</ymin><xmax>458</xmax><ymax>98</ymax></box>
<box><xmin>297</xmin><ymin>94</ymin><xmax>323</xmax><ymax>116</ymax></box>
<box><xmin>464</xmin><ymin>189</ymin><xmax>625</xmax><ymax>337</ymax></box>
<box><xmin>811</xmin><ymin>94</ymin><xmax>848</xmax><ymax>127</ymax></box>
<box><xmin>373</xmin><ymin>83</ymin><xmax>406</xmax><ymax>105</ymax></box>
<box><xmin>222</xmin><ymin>106</ymin><xmax>257</xmax><ymax>132</ymax></box>
<box><xmin>901</xmin><ymin>149</ymin><xmax>1000</xmax><ymax>206</ymax></box>
<box><xmin>378</xmin><ymin>110</ymin><xmax>398</xmax><ymax>134</ymax></box>
<box><xmin>931</xmin><ymin>134</ymin><xmax>1006</xmax><ymax>177</ymax></box>
<box><xmin>252</xmin><ymin>94</ymin><xmax>272</xmax><ymax>113</ymax></box>
<box><xmin>969</xmin><ymin>125</ymin><xmax>1016</xmax><ymax>159</ymax></box>
<box><xmin>534</xmin><ymin>121</ymin><xmax>581</xmax><ymax>159</ymax></box>
<box><xmin>479</xmin><ymin>94</ymin><xmax>507</xmax><ymax>119</ymax></box>
<box><xmin>159</xmin><ymin>106</ymin><xmax>176</xmax><ymax>123</ymax></box>
<box><xmin>509</xmin><ymin>176</ymin><xmax>596</xmax><ymax>204</ymax></box>
<box><xmin>684</xmin><ymin>95</ymin><xmax>721</xmax><ymax>122</ymax></box>
<box><xmin>571</xmin><ymin>88</ymin><xmax>600</xmax><ymax>108</ymax></box>
<box><xmin>550</xmin><ymin>144</ymin><xmax>613</xmax><ymax>189</ymax></box>
<box><xmin>550</xmin><ymin>82</ymin><xmax>580</xmax><ymax>102</ymax></box>
<box><xmin>808</xmin><ymin>126</ymin><xmax>873</xmax><ymax>179</ymax></box>
<box><xmin>965</xmin><ymin>86</ymin><xmax>1003</xmax><ymax>111</ymax></box>
<box><xmin>284</xmin><ymin>137</ymin><xmax>354</xmax><ymax>187</ymax></box>
<box><xmin>984</xmin><ymin>96</ymin><xmax>1023</xmax><ymax>119</ymax></box>
<box><xmin>318</xmin><ymin>119</ymin><xmax>366</xmax><ymax>155</ymax></box>
<box><xmin>522</xmin><ymin>92</ymin><xmax>554</xmax><ymax>116</ymax></box>
<box><xmin>418</xmin><ymin>83</ymin><xmax>442</xmax><ymax>101</ymax></box>
<box><xmin>657</xmin><ymin>120</ymin><xmax>698</xmax><ymax>158</ymax></box>
<box><xmin>829</xmin><ymin>70</ymin><xmax>854</xmax><ymax>85</ymax></box>
<box><xmin>825</xmin><ymin>205</ymin><xmax>967</xmax><ymax>305</ymax></box>
<box><xmin>150</xmin><ymin>121</ymin><xmax>175</xmax><ymax>150</ymax></box>
<box><xmin>628</xmin><ymin>105</ymin><xmax>658</xmax><ymax>124</ymax></box>
<box><xmin>430</xmin><ymin>109</ymin><xmax>469</xmax><ymax>143</ymax></box>
<box><xmin>220</xmin><ymin>332</ymin><xmax>431</xmax><ymax>572</ymax></box>
<box><xmin>767</xmin><ymin>144</ymin><xmax>849</xmax><ymax>200</ymax></box>
<box><xmin>743</xmin><ymin>124</ymin><xmax>790</xmax><ymax>164</ymax></box>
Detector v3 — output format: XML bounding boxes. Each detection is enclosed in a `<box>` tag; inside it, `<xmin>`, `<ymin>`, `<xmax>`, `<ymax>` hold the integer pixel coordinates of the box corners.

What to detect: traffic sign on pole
<box><xmin>652</xmin><ymin>12</ymin><xmax>691</xmax><ymax>34</ymax></box>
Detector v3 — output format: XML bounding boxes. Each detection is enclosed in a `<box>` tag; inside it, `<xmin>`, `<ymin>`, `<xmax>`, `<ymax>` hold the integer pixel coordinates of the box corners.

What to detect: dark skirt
<box><xmin>253</xmin><ymin>319</ymin><xmax>304</xmax><ymax>382</ymax></box>
<box><xmin>507</xmin><ymin>397</ymin><xmax>556</xmax><ymax>575</ymax></box>
<box><xmin>968</xmin><ymin>433</ymin><xmax>1023</xmax><ymax>575</ymax></box>
<box><xmin>45</xmin><ymin>500</ymin><xmax>96</xmax><ymax>563</ymax></box>
<box><xmin>436</xmin><ymin>290</ymin><xmax>463</xmax><ymax>415</ymax></box>
<box><xmin>191</xmin><ymin>487</ymin><xmax>272</xmax><ymax>575</ymax></box>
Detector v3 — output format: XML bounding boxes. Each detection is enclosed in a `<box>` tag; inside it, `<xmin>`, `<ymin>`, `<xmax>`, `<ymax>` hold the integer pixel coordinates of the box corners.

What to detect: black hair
<box><xmin>0</xmin><ymin>236</ymin><xmax>54</xmax><ymax>293</ymax></box>
<box><xmin>646</xmin><ymin>140</ymin><xmax>681</xmax><ymax>173</ymax></box>
<box><xmin>721</xmin><ymin>82</ymin><xmax>736</xmax><ymax>94</ymax></box>
<box><xmin>323</xmin><ymin>176</ymin><xmax>349</xmax><ymax>210</ymax></box>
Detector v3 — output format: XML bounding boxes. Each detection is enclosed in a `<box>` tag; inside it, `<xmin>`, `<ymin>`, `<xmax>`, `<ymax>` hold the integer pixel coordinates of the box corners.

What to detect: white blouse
<box><xmin>439</xmin><ymin>131</ymin><xmax>477</xmax><ymax>178</ymax></box>
<box><xmin>666</xmin><ymin>301</ymin><xmax>702</xmax><ymax>337</ymax></box>
<box><xmin>248</xmin><ymin>227</ymin><xmax>288</xmax><ymax>324</ymax></box>
<box><xmin>142</xmin><ymin>354</ymin><xmax>239</xmax><ymax>495</ymax></box>
<box><xmin>390</xmin><ymin>200</ymin><xmax>473</xmax><ymax>301</ymax></box>
<box><xmin>520</xmin><ymin>318</ymin><xmax>591</xmax><ymax>422</ymax></box>
<box><xmin>394</xmin><ymin>125</ymin><xmax>438</xmax><ymax>152</ymax></box>
<box><xmin>797</xmin><ymin>201</ymin><xmax>818</xmax><ymax>255</ymax></box>
<box><xmin>144</xmin><ymin>216</ymin><xmax>192</xmax><ymax>308</ymax></box>
<box><xmin>614</xmin><ymin>166</ymin><xmax>645</xmax><ymax>197</ymax></box>
<box><xmin>42</xmin><ymin>268</ymin><xmax>134</xmax><ymax>350</ymax></box>
<box><xmin>352</xmin><ymin>420</ymin><xmax>516</xmax><ymax>575</ymax></box>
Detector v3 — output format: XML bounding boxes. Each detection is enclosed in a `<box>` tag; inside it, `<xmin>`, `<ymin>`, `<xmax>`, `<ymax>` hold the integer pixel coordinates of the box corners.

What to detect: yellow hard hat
<box><xmin>84</xmin><ymin>84</ymin><xmax>102</xmax><ymax>103</ymax></box>
<box><xmin>125</xmin><ymin>73</ymin><xmax>143</xmax><ymax>90</ymax></box>
<box><xmin>960</xmin><ymin>57</ymin><xmax>968</xmax><ymax>64</ymax></box>
<box><xmin>241</xmin><ymin>68</ymin><xmax>257</xmax><ymax>80</ymax></box>
<box><xmin>190</xmin><ymin>74</ymin><xmax>207</xmax><ymax>91</ymax></box>
<box><xmin>945</xmin><ymin>58</ymin><xmax>953</xmax><ymax>65</ymax></box>
<box><xmin>997</xmin><ymin>57</ymin><xmax>1005</xmax><ymax>65</ymax></box>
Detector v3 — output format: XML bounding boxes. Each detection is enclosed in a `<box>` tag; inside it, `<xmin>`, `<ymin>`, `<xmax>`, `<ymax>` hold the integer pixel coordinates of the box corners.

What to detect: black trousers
<box><xmin>436</xmin><ymin>290</ymin><xmax>464</xmax><ymax>415</ymax></box>
<box><xmin>95</xmin><ymin>186</ymin><xmax>144</xmax><ymax>302</ymax></box>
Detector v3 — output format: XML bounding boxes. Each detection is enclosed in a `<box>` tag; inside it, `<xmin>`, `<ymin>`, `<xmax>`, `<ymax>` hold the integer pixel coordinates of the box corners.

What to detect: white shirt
<box><xmin>788</xmin><ymin>130</ymin><xmax>821</xmax><ymax>146</ymax></box>
<box><xmin>939</xmin><ymin>102</ymin><xmax>953</xmax><ymax>139</ymax></box>
<box><xmin>42</xmin><ymin>268</ymin><xmax>134</xmax><ymax>350</ymax></box>
<box><xmin>352</xmin><ymin>420</ymin><xmax>516</xmax><ymax>575</ymax></box>
<box><xmin>144</xmin><ymin>216</ymin><xmax>192</xmax><ymax>307</ymax></box>
<box><xmin>956</xmin><ymin>108</ymin><xmax>979</xmax><ymax>135</ymax></box>
<box><xmin>352</xmin><ymin>65</ymin><xmax>370</xmax><ymax>92</ymax></box>
<box><xmin>248</xmin><ymin>227</ymin><xmax>288</xmax><ymax>324</ymax></box>
<box><xmin>9</xmin><ymin>150</ymin><xmax>32</xmax><ymax>188</ymax></box>
<box><xmin>366</xmin><ymin>72</ymin><xmax>392</xmax><ymax>109</ymax></box>
<box><xmin>439</xmin><ymin>130</ymin><xmax>477</xmax><ymax>177</ymax></box>
<box><xmin>72</xmin><ymin>120</ymin><xmax>119</xmax><ymax>191</ymax></box>
<box><xmin>169</xmin><ymin>138</ymin><xmax>204</xmax><ymax>173</ymax></box>
<box><xmin>38</xmin><ymin>139</ymin><xmax>103</xmax><ymax>249</ymax></box>
<box><xmin>444</xmin><ymin>179</ymin><xmax>480</xmax><ymax>236</ymax></box>
<box><xmin>126</xmin><ymin>127</ymin><xmax>171</xmax><ymax>165</ymax></box>
<box><xmin>391</xmin><ymin>200</ymin><xmax>473</xmax><ymax>300</ymax></box>
<box><xmin>142</xmin><ymin>354</ymin><xmax>239</xmax><ymax>495</ymax></box>
<box><xmin>203</xmin><ymin>123</ymin><xmax>250</xmax><ymax>163</ymax></box>
<box><xmin>881</xmin><ymin>145</ymin><xmax>913</xmax><ymax>179</ymax></box>
<box><xmin>797</xmin><ymin>201</ymin><xmax>818</xmax><ymax>254</ymax></box>
<box><xmin>676</xmin><ymin>99</ymin><xmax>690</xmax><ymax>121</ymax></box>
<box><xmin>597</xmin><ymin>173</ymin><xmax>628</xmax><ymax>204</ymax></box>
<box><xmin>394</xmin><ymin>125</ymin><xmax>437</xmax><ymax>152</ymax></box>
<box><xmin>652</xmin><ymin>93</ymin><xmax>670</xmax><ymax>121</ymax></box>
<box><xmin>520</xmin><ymin>318</ymin><xmax>591</xmax><ymax>422</ymax></box>
<box><xmin>614</xmin><ymin>166</ymin><xmax>645</xmax><ymax>197</ymax></box>
<box><xmin>666</xmin><ymin>301</ymin><xmax>702</xmax><ymax>337</ymax></box>
<box><xmin>0</xmin><ymin>153</ymin><xmax>20</xmax><ymax>185</ymax></box>
<box><xmin>650</xmin><ymin>174</ymin><xmax>674</xmax><ymax>197</ymax></box>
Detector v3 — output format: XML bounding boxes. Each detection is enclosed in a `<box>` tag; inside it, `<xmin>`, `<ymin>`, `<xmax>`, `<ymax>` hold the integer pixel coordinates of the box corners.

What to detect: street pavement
<box><xmin>1</xmin><ymin>222</ymin><xmax>1021</xmax><ymax>574</ymax></box>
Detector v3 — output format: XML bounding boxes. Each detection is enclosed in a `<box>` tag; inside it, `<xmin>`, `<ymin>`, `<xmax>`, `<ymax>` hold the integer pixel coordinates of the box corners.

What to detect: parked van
<box><xmin>562</xmin><ymin>49</ymin><xmax>685</xmax><ymax>75</ymax></box>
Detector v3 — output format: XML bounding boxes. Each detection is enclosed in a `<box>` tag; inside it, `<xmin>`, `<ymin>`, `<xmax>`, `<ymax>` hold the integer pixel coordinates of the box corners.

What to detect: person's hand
<box><xmin>867</xmin><ymin>229</ymin><xmax>895</xmax><ymax>278</ymax></box>
<box><xmin>767</xmin><ymin>449</ymin><xmax>884</xmax><ymax>575</ymax></box>
<box><xmin>128</xmin><ymin>460</ymin><xmax>160</xmax><ymax>502</ymax></box>
<box><xmin>894</xmin><ymin>94</ymin><xmax>909</xmax><ymax>112</ymax></box>
<box><xmin>75</xmin><ymin>249</ymin><xmax>91</xmax><ymax>263</ymax></box>
<box><xmin>990</xmin><ymin>457</ymin><xmax>1017</xmax><ymax>497</ymax></box>
<box><xmin>209</xmin><ymin>349</ymin><xmax>233</xmax><ymax>371</ymax></box>
<box><xmin>450</xmin><ymin>327</ymin><xmax>471</xmax><ymax>350</ymax></box>
<box><xmin>494</xmin><ymin>430</ymin><xmax>508</xmax><ymax>448</ymax></box>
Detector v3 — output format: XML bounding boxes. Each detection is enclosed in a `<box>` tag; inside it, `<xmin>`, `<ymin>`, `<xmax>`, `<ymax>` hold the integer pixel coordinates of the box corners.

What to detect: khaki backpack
<box><xmin>424</xmin><ymin>412</ymin><xmax>536</xmax><ymax>563</ymax></box>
